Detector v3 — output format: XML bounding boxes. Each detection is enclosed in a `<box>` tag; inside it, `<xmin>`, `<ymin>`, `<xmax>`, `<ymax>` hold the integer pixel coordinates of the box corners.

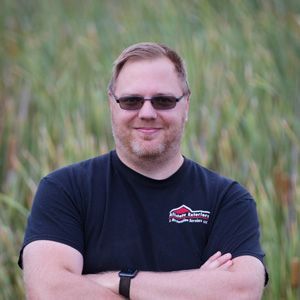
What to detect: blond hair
<box><xmin>108</xmin><ymin>42</ymin><xmax>190</xmax><ymax>94</ymax></box>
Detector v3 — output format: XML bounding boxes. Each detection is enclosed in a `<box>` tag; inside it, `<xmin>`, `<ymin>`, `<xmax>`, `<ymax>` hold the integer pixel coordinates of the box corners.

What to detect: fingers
<box><xmin>200</xmin><ymin>251</ymin><xmax>232</xmax><ymax>271</ymax></box>
<box><xmin>218</xmin><ymin>258</ymin><xmax>233</xmax><ymax>270</ymax></box>
<box><xmin>215</xmin><ymin>253</ymin><xmax>232</xmax><ymax>268</ymax></box>
<box><xmin>201</xmin><ymin>251</ymin><xmax>222</xmax><ymax>268</ymax></box>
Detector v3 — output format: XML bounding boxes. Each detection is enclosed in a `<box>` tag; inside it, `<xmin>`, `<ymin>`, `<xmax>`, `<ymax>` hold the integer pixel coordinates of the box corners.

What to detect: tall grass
<box><xmin>1</xmin><ymin>0</ymin><xmax>299</xmax><ymax>298</ymax></box>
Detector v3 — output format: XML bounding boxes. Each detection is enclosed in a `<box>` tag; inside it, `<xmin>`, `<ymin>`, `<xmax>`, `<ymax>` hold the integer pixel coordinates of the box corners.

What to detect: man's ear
<box><xmin>185</xmin><ymin>96</ymin><xmax>190</xmax><ymax>122</ymax></box>
<box><xmin>108</xmin><ymin>92</ymin><xmax>113</xmax><ymax>110</ymax></box>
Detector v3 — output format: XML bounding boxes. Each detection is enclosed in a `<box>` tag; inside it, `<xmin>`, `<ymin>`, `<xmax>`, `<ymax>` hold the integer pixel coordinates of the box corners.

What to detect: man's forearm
<box><xmin>131</xmin><ymin>266</ymin><xmax>262</xmax><ymax>300</ymax></box>
<box><xmin>87</xmin><ymin>255</ymin><xmax>264</xmax><ymax>300</ymax></box>
<box><xmin>90</xmin><ymin>269</ymin><xmax>254</xmax><ymax>300</ymax></box>
<box><xmin>25</xmin><ymin>268</ymin><xmax>123</xmax><ymax>300</ymax></box>
<box><xmin>132</xmin><ymin>256</ymin><xmax>264</xmax><ymax>300</ymax></box>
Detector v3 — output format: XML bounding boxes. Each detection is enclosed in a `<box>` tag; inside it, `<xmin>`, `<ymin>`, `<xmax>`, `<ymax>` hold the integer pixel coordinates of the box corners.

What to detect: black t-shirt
<box><xmin>19</xmin><ymin>151</ymin><xmax>265</xmax><ymax>275</ymax></box>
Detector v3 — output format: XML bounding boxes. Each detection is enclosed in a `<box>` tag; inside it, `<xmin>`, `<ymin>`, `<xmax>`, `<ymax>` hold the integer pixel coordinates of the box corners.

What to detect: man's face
<box><xmin>109</xmin><ymin>57</ymin><xmax>189</xmax><ymax>161</ymax></box>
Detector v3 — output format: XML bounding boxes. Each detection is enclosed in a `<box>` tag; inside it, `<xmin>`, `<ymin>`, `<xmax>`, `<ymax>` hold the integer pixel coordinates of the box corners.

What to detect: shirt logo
<box><xmin>169</xmin><ymin>205</ymin><xmax>210</xmax><ymax>224</ymax></box>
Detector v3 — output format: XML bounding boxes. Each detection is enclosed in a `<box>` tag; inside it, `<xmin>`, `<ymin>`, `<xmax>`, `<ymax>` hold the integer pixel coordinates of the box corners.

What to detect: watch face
<box><xmin>119</xmin><ymin>269</ymin><xmax>138</xmax><ymax>278</ymax></box>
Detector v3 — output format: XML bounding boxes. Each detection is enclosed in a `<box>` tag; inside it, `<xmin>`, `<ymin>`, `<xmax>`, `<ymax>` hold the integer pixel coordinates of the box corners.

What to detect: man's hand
<box><xmin>200</xmin><ymin>251</ymin><xmax>233</xmax><ymax>271</ymax></box>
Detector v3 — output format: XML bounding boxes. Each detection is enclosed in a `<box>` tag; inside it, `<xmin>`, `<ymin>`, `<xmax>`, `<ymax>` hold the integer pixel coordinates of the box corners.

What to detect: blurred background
<box><xmin>0</xmin><ymin>0</ymin><xmax>299</xmax><ymax>299</ymax></box>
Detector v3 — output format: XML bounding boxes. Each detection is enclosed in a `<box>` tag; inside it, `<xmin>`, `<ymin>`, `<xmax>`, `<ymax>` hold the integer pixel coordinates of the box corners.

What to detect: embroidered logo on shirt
<box><xmin>169</xmin><ymin>205</ymin><xmax>210</xmax><ymax>224</ymax></box>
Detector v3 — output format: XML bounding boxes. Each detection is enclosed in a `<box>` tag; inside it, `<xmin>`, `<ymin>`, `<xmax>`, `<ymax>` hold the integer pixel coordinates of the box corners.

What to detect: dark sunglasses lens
<box><xmin>119</xmin><ymin>97</ymin><xmax>144</xmax><ymax>110</ymax></box>
<box><xmin>152</xmin><ymin>96</ymin><xmax>177</xmax><ymax>110</ymax></box>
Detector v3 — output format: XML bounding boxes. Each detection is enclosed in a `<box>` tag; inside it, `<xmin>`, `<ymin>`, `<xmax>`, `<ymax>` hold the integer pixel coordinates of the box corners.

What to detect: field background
<box><xmin>0</xmin><ymin>0</ymin><xmax>299</xmax><ymax>299</ymax></box>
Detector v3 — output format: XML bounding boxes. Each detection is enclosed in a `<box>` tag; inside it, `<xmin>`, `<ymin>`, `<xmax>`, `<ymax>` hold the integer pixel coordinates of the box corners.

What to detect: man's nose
<box><xmin>138</xmin><ymin>100</ymin><xmax>157</xmax><ymax>119</ymax></box>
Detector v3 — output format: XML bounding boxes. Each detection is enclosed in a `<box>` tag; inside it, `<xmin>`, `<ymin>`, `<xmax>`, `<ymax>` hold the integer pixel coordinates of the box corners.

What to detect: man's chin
<box><xmin>131</xmin><ymin>142</ymin><xmax>165</xmax><ymax>159</ymax></box>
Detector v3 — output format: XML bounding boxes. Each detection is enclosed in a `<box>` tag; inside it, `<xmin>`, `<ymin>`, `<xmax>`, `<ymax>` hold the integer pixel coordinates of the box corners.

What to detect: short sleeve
<box><xmin>18</xmin><ymin>176</ymin><xmax>84</xmax><ymax>268</ymax></box>
<box><xmin>203</xmin><ymin>182</ymin><xmax>265</xmax><ymax>263</ymax></box>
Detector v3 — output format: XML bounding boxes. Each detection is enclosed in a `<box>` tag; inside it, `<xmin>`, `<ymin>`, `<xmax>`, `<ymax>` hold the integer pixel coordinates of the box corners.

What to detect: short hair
<box><xmin>108</xmin><ymin>42</ymin><xmax>190</xmax><ymax>95</ymax></box>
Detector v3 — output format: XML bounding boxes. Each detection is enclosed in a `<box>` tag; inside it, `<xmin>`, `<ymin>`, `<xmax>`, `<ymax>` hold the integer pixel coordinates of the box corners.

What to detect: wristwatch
<box><xmin>119</xmin><ymin>268</ymin><xmax>139</xmax><ymax>299</ymax></box>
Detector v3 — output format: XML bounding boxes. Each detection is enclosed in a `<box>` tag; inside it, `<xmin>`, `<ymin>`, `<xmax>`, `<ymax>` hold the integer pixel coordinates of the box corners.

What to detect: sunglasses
<box><xmin>110</xmin><ymin>92</ymin><xmax>186</xmax><ymax>110</ymax></box>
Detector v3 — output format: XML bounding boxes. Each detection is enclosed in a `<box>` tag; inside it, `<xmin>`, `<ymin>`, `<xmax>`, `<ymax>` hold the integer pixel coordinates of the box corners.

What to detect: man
<box><xmin>19</xmin><ymin>42</ymin><xmax>267</xmax><ymax>299</ymax></box>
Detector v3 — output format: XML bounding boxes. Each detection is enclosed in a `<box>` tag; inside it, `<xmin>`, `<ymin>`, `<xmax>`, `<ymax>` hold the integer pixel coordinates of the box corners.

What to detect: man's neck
<box><xmin>116</xmin><ymin>149</ymin><xmax>184</xmax><ymax>180</ymax></box>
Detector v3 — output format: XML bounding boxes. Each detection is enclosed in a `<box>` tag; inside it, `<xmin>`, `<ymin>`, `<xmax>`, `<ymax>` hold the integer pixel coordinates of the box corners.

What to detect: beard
<box><xmin>130</xmin><ymin>138</ymin><xmax>166</xmax><ymax>159</ymax></box>
<box><xmin>111</xmin><ymin>118</ymin><xmax>185</xmax><ymax>162</ymax></box>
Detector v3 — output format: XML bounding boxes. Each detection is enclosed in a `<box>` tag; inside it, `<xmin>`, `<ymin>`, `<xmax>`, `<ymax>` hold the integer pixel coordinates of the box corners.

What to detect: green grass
<box><xmin>1</xmin><ymin>0</ymin><xmax>299</xmax><ymax>298</ymax></box>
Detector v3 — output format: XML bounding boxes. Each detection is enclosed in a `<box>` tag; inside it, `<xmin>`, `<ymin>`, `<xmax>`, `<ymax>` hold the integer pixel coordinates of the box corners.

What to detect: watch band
<box><xmin>119</xmin><ymin>269</ymin><xmax>138</xmax><ymax>299</ymax></box>
<box><xmin>119</xmin><ymin>276</ymin><xmax>131</xmax><ymax>299</ymax></box>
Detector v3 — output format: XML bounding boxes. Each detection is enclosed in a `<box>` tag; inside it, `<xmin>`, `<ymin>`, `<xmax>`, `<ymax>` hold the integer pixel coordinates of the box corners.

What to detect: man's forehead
<box><xmin>114</xmin><ymin>57</ymin><xmax>183</xmax><ymax>96</ymax></box>
<box><xmin>117</xmin><ymin>56</ymin><xmax>177</xmax><ymax>77</ymax></box>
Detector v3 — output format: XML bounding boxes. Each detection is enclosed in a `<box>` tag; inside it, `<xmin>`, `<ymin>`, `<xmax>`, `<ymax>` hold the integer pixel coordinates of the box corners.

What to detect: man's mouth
<box><xmin>135</xmin><ymin>127</ymin><xmax>162</xmax><ymax>134</ymax></box>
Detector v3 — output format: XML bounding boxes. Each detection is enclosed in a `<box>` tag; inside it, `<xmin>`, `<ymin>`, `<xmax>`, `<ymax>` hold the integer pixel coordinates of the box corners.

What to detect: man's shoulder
<box><xmin>44</xmin><ymin>151</ymin><xmax>113</xmax><ymax>185</ymax></box>
<box><xmin>185</xmin><ymin>158</ymin><xmax>234</xmax><ymax>184</ymax></box>
<box><xmin>185</xmin><ymin>158</ymin><xmax>250</xmax><ymax>197</ymax></box>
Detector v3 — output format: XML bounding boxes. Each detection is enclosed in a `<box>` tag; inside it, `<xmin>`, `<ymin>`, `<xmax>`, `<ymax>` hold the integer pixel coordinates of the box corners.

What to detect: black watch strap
<box><xmin>119</xmin><ymin>269</ymin><xmax>138</xmax><ymax>299</ymax></box>
<box><xmin>119</xmin><ymin>276</ymin><xmax>131</xmax><ymax>298</ymax></box>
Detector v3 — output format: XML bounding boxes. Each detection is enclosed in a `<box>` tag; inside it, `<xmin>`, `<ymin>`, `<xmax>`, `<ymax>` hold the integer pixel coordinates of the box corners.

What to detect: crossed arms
<box><xmin>23</xmin><ymin>240</ymin><xmax>265</xmax><ymax>300</ymax></box>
